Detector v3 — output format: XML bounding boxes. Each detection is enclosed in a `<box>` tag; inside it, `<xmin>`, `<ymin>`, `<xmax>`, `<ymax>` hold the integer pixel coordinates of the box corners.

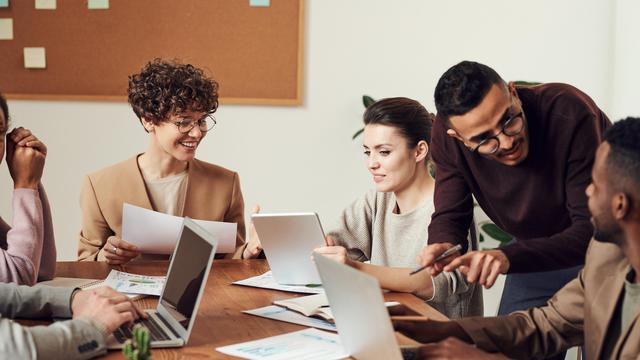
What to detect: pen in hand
<box><xmin>409</xmin><ymin>244</ymin><xmax>463</xmax><ymax>276</ymax></box>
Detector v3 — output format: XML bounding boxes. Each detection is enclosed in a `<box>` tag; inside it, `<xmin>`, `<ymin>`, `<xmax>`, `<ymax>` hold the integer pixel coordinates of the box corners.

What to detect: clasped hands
<box><xmin>5</xmin><ymin>127</ymin><xmax>47</xmax><ymax>190</ymax></box>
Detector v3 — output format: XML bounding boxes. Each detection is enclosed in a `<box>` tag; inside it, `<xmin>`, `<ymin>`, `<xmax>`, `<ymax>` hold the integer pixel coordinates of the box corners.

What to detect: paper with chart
<box><xmin>122</xmin><ymin>203</ymin><xmax>236</xmax><ymax>254</ymax></box>
<box><xmin>233</xmin><ymin>271</ymin><xmax>324</xmax><ymax>294</ymax></box>
<box><xmin>216</xmin><ymin>328</ymin><xmax>346</xmax><ymax>360</ymax></box>
<box><xmin>103</xmin><ymin>270</ymin><xmax>165</xmax><ymax>296</ymax></box>
<box><xmin>243</xmin><ymin>305</ymin><xmax>337</xmax><ymax>332</ymax></box>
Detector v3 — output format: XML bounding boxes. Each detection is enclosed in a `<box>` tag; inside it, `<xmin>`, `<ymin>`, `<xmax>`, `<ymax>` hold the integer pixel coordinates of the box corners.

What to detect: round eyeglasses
<box><xmin>171</xmin><ymin>114</ymin><xmax>216</xmax><ymax>134</ymax></box>
<box><xmin>471</xmin><ymin>112</ymin><xmax>525</xmax><ymax>155</ymax></box>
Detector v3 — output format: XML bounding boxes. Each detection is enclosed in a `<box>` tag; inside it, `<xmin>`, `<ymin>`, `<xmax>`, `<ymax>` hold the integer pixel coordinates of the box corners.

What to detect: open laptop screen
<box><xmin>159</xmin><ymin>224</ymin><xmax>213</xmax><ymax>329</ymax></box>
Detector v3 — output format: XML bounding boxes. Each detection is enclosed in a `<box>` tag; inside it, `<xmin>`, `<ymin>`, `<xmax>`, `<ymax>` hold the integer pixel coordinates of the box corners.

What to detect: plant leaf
<box><xmin>480</xmin><ymin>223</ymin><xmax>513</xmax><ymax>244</ymax></box>
<box><xmin>352</xmin><ymin>128</ymin><xmax>364</xmax><ymax>140</ymax></box>
<box><xmin>362</xmin><ymin>95</ymin><xmax>375</xmax><ymax>108</ymax></box>
<box><xmin>512</xmin><ymin>80</ymin><xmax>541</xmax><ymax>87</ymax></box>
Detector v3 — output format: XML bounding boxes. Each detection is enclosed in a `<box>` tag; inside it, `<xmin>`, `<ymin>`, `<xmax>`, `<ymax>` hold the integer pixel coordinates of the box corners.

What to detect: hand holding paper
<box><xmin>121</xmin><ymin>203</ymin><xmax>237</xmax><ymax>254</ymax></box>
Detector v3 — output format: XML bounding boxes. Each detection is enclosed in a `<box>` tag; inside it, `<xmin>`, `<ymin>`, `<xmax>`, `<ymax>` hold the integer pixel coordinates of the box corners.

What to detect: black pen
<box><xmin>409</xmin><ymin>244</ymin><xmax>463</xmax><ymax>276</ymax></box>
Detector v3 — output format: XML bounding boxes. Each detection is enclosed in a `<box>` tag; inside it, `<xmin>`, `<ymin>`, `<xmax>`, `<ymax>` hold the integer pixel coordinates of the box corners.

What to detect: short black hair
<box><xmin>434</xmin><ymin>61</ymin><xmax>505</xmax><ymax>123</ymax></box>
<box><xmin>363</xmin><ymin>97</ymin><xmax>433</xmax><ymax>149</ymax></box>
<box><xmin>604</xmin><ymin>117</ymin><xmax>640</xmax><ymax>199</ymax></box>
<box><xmin>0</xmin><ymin>92</ymin><xmax>8</xmax><ymax>124</ymax></box>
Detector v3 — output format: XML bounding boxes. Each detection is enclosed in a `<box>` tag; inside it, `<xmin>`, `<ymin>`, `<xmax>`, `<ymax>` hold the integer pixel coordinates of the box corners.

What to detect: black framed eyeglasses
<box><xmin>470</xmin><ymin>112</ymin><xmax>525</xmax><ymax>155</ymax></box>
<box><xmin>171</xmin><ymin>114</ymin><xmax>216</xmax><ymax>134</ymax></box>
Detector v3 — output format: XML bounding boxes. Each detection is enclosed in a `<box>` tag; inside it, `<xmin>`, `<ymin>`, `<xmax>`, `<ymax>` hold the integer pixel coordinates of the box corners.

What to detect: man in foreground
<box><xmin>394</xmin><ymin>117</ymin><xmax>640</xmax><ymax>359</ymax></box>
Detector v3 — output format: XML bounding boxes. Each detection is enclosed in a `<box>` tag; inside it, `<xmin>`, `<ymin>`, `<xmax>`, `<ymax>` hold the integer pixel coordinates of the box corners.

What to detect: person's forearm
<box><xmin>0</xmin><ymin>189</ymin><xmax>45</xmax><ymax>285</ymax></box>
<box><xmin>37</xmin><ymin>184</ymin><xmax>56</xmax><ymax>281</ymax></box>
<box><xmin>501</xmin><ymin>219</ymin><xmax>592</xmax><ymax>273</ymax></box>
<box><xmin>352</xmin><ymin>262</ymin><xmax>434</xmax><ymax>299</ymax></box>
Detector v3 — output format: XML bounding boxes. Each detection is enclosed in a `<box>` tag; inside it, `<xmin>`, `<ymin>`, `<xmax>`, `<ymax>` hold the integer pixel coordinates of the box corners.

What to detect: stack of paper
<box><xmin>122</xmin><ymin>203</ymin><xmax>237</xmax><ymax>254</ymax></box>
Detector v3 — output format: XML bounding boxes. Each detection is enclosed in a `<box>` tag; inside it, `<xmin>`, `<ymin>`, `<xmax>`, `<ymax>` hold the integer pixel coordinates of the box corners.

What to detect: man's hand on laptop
<box><xmin>412</xmin><ymin>337</ymin><xmax>509</xmax><ymax>360</ymax></box>
<box><xmin>71</xmin><ymin>286</ymin><xmax>147</xmax><ymax>333</ymax></box>
<box><xmin>313</xmin><ymin>235</ymin><xmax>356</xmax><ymax>267</ymax></box>
<box><xmin>243</xmin><ymin>204</ymin><xmax>264</xmax><ymax>259</ymax></box>
<box><xmin>391</xmin><ymin>317</ymin><xmax>470</xmax><ymax>345</ymax></box>
<box><xmin>102</xmin><ymin>235</ymin><xmax>140</xmax><ymax>265</ymax></box>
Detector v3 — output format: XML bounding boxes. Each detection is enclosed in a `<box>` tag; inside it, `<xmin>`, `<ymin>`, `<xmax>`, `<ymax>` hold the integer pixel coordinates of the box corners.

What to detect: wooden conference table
<box><xmin>54</xmin><ymin>259</ymin><xmax>447</xmax><ymax>359</ymax></box>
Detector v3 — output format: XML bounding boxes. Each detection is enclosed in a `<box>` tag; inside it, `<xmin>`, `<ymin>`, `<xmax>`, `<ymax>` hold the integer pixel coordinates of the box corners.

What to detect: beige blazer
<box><xmin>456</xmin><ymin>240</ymin><xmax>639</xmax><ymax>359</ymax></box>
<box><xmin>77</xmin><ymin>156</ymin><xmax>246</xmax><ymax>261</ymax></box>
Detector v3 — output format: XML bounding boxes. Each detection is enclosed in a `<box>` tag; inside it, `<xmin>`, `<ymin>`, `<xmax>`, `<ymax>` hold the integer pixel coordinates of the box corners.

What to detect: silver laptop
<box><xmin>313</xmin><ymin>252</ymin><xmax>405</xmax><ymax>360</ymax></box>
<box><xmin>251</xmin><ymin>212</ymin><xmax>325</xmax><ymax>285</ymax></box>
<box><xmin>107</xmin><ymin>217</ymin><xmax>217</xmax><ymax>349</ymax></box>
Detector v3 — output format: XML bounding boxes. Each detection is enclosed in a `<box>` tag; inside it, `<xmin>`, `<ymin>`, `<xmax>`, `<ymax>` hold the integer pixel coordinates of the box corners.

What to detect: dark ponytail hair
<box><xmin>363</xmin><ymin>97</ymin><xmax>433</xmax><ymax>149</ymax></box>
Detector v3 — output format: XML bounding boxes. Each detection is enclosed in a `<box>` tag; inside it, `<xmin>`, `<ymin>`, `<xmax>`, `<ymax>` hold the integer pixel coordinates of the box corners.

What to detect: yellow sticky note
<box><xmin>35</xmin><ymin>0</ymin><xmax>56</xmax><ymax>10</ymax></box>
<box><xmin>88</xmin><ymin>0</ymin><xmax>109</xmax><ymax>10</ymax></box>
<box><xmin>24</xmin><ymin>47</ymin><xmax>46</xmax><ymax>69</ymax></box>
<box><xmin>0</xmin><ymin>19</ymin><xmax>13</xmax><ymax>40</ymax></box>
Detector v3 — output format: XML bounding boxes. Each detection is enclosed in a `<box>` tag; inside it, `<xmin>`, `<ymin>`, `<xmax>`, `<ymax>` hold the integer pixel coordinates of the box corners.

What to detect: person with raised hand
<box><xmin>0</xmin><ymin>92</ymin><xmax>56</xmax><ymax>285</ymax></box>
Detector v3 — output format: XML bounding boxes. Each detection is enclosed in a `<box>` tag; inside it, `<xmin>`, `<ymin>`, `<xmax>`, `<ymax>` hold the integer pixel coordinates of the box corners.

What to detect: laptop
<box><xmin>313</xmin><ymin>252</ymin><xmax>412</xmax><ymax>360</ymax></box>
<box><xmin>251</xmin><ymin>212</ymin><xmax>325</xmax><ymax>285</ymax></box>
<box><xmin>107</xmin><ymin>217</ymin><xmax>218</xmax><ymax>349</ymax></box>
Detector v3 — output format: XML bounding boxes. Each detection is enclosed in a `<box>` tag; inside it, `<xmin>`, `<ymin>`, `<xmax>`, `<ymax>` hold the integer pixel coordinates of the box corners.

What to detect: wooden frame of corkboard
<box><xmin>0</xmin><ymin>0</ymin><xmax>304</xmax><ymax>105</ymax></box>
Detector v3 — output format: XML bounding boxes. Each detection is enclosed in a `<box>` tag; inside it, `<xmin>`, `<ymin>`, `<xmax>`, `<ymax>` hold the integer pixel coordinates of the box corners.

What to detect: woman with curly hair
<box><xmin>77</xmin><ymin>59</ymin><xmax>254</xmax><ymax>263</ymax></box>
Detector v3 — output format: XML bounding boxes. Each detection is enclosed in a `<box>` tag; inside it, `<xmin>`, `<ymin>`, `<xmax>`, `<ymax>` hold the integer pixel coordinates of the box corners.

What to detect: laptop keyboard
<box><xmin>113</xmin><ymin>315</ymin><xmax>171</xmax><ymax>343</ymax></box>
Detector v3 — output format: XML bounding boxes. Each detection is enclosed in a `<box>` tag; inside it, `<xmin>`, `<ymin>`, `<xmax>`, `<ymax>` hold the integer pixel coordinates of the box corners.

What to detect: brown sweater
<box><xmin>428</xmin><ymin>83</ymin><xmax>610</xmax><ymax>273</ymax></box>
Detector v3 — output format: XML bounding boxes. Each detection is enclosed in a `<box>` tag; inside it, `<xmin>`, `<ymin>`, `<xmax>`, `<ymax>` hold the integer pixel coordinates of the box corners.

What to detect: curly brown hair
<box><xmin>127</xmin><ymin>58</ymin><xmax>219</xmax><ymax>128</ymax></box>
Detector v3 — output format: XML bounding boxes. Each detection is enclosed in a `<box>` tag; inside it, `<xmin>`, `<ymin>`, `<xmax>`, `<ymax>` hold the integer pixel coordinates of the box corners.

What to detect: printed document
<box><xmin>122</xmin><ymin>203</ymin><xmax>236</xmax><ymax>254</ymax></box>
<box><xmin>243</xmin><ymin>305</ymin><xmax>337</xmax><ymax>332</ymax></box>
<box><xmin>216</xmin><ymin>328</ymin><xmax>346</xmax><ymax>360</ymax></box>
<box><xmin>233</xmin><ymin>271</ymin><xmax>324</xmax><ymax>294</ymax></box>
<box><xmin>103</xmin><ymin>270</ymin><xmax>165</xmax><ymax>296</ymax></box>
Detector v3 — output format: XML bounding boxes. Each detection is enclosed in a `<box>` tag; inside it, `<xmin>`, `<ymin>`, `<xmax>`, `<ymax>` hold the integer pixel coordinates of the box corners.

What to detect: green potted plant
<box><xmin>122</xmin><ymin>324</ymin><xmax>152</xmax><ymax>360</ymax></box>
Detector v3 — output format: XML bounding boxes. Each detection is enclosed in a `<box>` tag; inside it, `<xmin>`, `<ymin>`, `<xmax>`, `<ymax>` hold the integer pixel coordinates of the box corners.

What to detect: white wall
<box><xmin>611</xmin><ymin>0</ymin><xmax>640</xmax><ymax>120</ymax></box>
<box><xmin>0</xmin><ymin>5</ymin><xmax>635</xmax><ymax>345</ymax></box>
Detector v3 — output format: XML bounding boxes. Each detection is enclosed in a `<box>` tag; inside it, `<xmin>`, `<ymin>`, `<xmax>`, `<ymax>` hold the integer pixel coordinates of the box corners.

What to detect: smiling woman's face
<box><xmin>362</xmin><ymin>124</ymin><xmax>420</xmax><ymax>193</ymax></box>
<box><xmin>144</xmin><ymin>109</ymin><xmax>209</xmax><ymax>162</ymax></box>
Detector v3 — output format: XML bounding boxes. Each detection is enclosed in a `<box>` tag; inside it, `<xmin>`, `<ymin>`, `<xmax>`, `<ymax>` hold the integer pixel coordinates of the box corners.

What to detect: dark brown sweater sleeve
<box><xmin>501</xmin><ymin>108</ymin><xmax>607</xmax><ymax>272</ymax></box>
<box><xmin>427</xmin><ymin>118</ymin><xmax>474</xmax><ymax>252</ymax></box>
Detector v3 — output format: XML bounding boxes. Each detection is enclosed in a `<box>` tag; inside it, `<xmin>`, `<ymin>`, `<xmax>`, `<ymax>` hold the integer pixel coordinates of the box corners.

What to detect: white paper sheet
<box><xmin>216</xmin><ymin>328</ymin><xmax>347</xmax><ymax>360</ymax></box>
<box><xmin>233</xmin><ymin>271</ymin><xmax>324</xmax><ymax>294</ymax></box>
<box><xmin>121</xmin><ymin>203</ymin><xmax>236</xmax><ymax>254</ymax></box>
<box><xmin>102</xmin><ymin>270</ymin><xmax>165</xmax><ymax>296</ymax></box>
<box><xmin>243</xmin><ymin>305</ymin><xmax>337</xmax><ymax>332</ymax></box>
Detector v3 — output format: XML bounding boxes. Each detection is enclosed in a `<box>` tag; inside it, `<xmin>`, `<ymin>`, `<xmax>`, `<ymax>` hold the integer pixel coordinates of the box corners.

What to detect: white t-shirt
<box><xmin>142</xmin><ymin>171</ymin><xmax>188</xmax><ymax>216</ymax></box>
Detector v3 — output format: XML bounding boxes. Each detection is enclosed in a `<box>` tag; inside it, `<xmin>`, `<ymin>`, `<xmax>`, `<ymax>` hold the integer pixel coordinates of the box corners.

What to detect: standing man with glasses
<box><xmin>417</xmin><ymin>61</ymin><xmax>610</xmax><ymax>360</ymax></box>
<box><xmin>78</xmin><ymin>58</ymin><xmax>258</xmax><ymax>263</ymax></box>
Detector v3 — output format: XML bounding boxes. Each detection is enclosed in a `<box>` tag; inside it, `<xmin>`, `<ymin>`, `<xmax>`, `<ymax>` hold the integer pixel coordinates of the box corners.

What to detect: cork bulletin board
<box><xmin>0</xmin><ymin>0</ymin><xmax>304</xmax><ymax>105</ymax></box>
